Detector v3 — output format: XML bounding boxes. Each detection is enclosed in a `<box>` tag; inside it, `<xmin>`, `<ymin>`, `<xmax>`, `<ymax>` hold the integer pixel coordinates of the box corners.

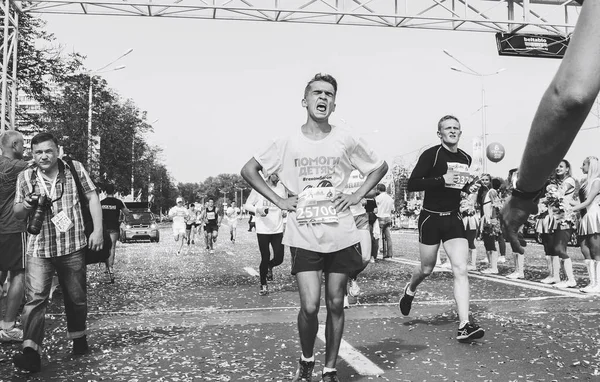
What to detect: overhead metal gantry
<box><xmin>1</xmin><ymin>0</ymin><xmax>582</xmax><ymax>132</ymax></box>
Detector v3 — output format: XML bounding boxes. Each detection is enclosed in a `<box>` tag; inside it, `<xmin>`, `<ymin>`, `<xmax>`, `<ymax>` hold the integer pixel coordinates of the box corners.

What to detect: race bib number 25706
<box><xmin>296</xmin><ymin>187</ymin><xmax>339</xmax><ymax>225</ymax></box>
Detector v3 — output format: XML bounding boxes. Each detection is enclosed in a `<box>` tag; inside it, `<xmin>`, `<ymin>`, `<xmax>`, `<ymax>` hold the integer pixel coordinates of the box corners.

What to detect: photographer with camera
<box><xmin>0</xmin><ymin>131</ymin><xmax>29</xmax><ymax>344</ymax></box>
<box><xmin>12</xmin><ymin>132</ymin><xmax>103</xmax><ymax>373</ymax></box>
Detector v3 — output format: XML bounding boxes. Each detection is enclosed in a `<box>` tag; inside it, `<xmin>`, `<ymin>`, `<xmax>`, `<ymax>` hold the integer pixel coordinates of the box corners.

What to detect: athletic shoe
<box><xmin>0</xmin><ymin>327</ymin><xmax>23</xmax><ymax>342</ymax></box>
<box><xmin>399</xmin><ymin>282</ymin><xmax>414</xmax><ymax>316</ymax></box>
<box><xmin>540</xmin><ymin>276</ymin><xmax>560</xmax><ymax>284</ymax></box>
<box><xmin>13</xmin><ymin>347</ymin><xmax>41</xmax><ymax>373</ymax></box>
<box><xmin>497</xmin><ymin>256</ymin><xmax>506</xmax><ymax>264</ymax></box>
<box><xmin>580</xmin><ymin>284</ymin><xmax>600</xmax><ymax>293</ymax></box>
<box><xmin>506</xmin><ymin>272</ymin><xmax>524</xmax><ymax>280</ymax></box>
<box><xmin>554</xmin><ymin>280</ymin><xmax>577</xmax><ymax>289</ymax></box>
<box><xmin>480</xmin><ymin>258</ymin><xmax>489</xmax><ymax>264</ymax></box>
<box><xmin>348</xmin><ymin>280</ymin><xmax>360</xmax><ymax>297</ymax></box>
<box><xmin>293</xmin><ymin>359</ymin><xmax>315</xmax><ymax>382</ymax></box>
<box><xmin>480</xmin><ymin>268</ymin><xmax>499</xmax><ymax>275</ymax></box>
<box><xmin>267</xmin><ymin>267</ymin><xmax>273</xmax><ymax>282</ymax></box>
<box><xmin>73</xmin><ymin>335</ymin><xmax>89</xmax><ymax>355</ymax></box>
<box><xmin>343</xmin><ymin>295</ymin><xmax>350</xmax><ymax>309</ymax></box>
<box><xmin>191</xmin><ymin>240</ymin><xmax>195</xmax><ymax>245</ymax></box>
<box><xmin>457</xmin><ymin>322</ymin><xmax>485</xmax><ymax>342</ymax></box>
<box><xmin>370</xmin><ymin>257</ymin><xmax>375</xmax><ymax>263</ymax></box>
<box><xmin>321</xmin><ymin>371</ymin><xmax>340</xmax><ymax>382</ymax></box>
<box><xmin>259</xmin><ymin>285</ymin><xmax>269</xmax><ymax>296</ymax></box>
<box><xmin>210</xmin><ymin>249</ymin><xmax>215</xmax><ymax>254</ymax></box>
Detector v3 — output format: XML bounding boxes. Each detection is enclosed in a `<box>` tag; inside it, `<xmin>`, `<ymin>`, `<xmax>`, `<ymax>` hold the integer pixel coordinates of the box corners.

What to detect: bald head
<box><xmin>0</xmin><ymin>130</ymin><xmax>25</xmax><ymax>159</ymax></box>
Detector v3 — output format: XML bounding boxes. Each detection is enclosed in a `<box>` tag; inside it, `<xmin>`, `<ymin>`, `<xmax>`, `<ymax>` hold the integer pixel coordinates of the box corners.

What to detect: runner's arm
<box><xmin>407</xmin><ymin>151</ymin><xmax>444</xmax><ymax>191</ymax></box>
<box><xmin>516</xmin><ymin>0</ymin><xmax>600</xmax><ymax>192</ymax></box>
<box><xmin>86</xmin><ymin>190</ymin><xmax>104</xmax><ymax>251</ymax></box>
<box><xmin>241</xmin><ymin>158</ymin><xmax>297</xmax><ymax>211</ymax></box>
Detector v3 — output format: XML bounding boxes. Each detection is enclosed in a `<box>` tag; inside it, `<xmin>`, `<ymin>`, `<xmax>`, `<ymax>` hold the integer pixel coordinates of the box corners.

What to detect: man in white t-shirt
<box><xmin>241</xmin><ymin>73</ymin><xmax>387</xmax><ymax>382</ymax></box>
<box><xmin>225</xmin><ymin>204</ymin><xmax>241</xmax><ymax>243</ymax></box>
<box><xmin>375</xmin><ymin>184</ymin><xmax>395</xmax><ymax>258</ymax></box>
<box><xmin>168</xmin><ymin>197</ymin><xmax>189</xmax><ymax>255</ymax></box>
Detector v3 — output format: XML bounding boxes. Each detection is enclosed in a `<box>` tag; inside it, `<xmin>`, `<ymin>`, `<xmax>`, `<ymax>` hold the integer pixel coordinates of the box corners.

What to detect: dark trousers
<box><xmin>257</xmin><ymin>233</ymin><xmax>284</xmax><ymax>285</ymax></box>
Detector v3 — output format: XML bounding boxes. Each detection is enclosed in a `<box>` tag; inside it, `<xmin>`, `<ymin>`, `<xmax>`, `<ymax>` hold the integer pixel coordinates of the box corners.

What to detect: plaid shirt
<box><xmin>15</xmin><ymin>159</ymin><xmax>96</xmax><ymax>258</ymax></box>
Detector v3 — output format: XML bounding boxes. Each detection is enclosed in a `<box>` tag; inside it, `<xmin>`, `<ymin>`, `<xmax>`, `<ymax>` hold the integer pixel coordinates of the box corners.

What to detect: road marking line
<box><xmin>244</xmin><ymin>267</ymin><xmax>259</xmax><ymax>277</ymax></box>
<box><xmin>386</xmin><ymin>257</ymin><xmax>586</xmax><ymax>298</ymax></box>
<box><xmin>317</xmin><ymin>325</ymin><xmax>384</xmax><ymax>376</ymax></box>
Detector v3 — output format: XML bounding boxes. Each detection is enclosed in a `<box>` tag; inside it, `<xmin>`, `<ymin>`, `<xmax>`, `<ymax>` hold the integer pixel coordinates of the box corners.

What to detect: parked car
<box><xmin>120</xmin><ymin>202</ymin><xmax>160</xmax><ymax>243</ymax></box>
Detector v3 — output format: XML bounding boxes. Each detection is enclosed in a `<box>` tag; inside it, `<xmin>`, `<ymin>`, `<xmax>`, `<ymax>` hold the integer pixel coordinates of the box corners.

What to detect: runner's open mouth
<box><xmin>316</xmin><ymin>104</ymin><xmax>327</xmax><ymax>112</ymax></box>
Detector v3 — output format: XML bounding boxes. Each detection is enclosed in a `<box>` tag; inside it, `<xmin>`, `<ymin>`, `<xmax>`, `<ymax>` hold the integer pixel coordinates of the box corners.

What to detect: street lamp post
<box><xmin>443</xmin><ymin>50</ymin><xmax>505</xmax><ymax>173</ymax></box>
<box><xmin>86</xmin><ymin>48</ymin><xmax>133</xmax><ymax>173</ymax></box>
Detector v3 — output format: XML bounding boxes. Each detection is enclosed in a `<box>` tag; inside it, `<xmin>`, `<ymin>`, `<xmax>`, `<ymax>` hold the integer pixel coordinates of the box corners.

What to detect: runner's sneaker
<box><xmin>259</xmin><ymin>285</ymin><xmax>269</xmax><ymax>296</ymax></box>
<box><xmin>506</xmin><ymin>272</ymin><xmax>524</xmax><ymax>279</ymax></box>
<box><xmin>399</xmin><ymin>282</ymin><xmax>415</xmax><ymax>316</ymax></box>
<box><xmin>267</xmin><ymin>266</ymin><xmax>273</xmax><ymax>281</ymax></box>
<box><xmin>457</xmin><ymin>322</ymin><xmax>485</xmax><ymax>342</ymax></box>
<box><xmin>348</xmin><ymin>280</ymin><xmax>360</xmax><ymax>297</ymax></box>
<box><xmin>321</xmin><ymin>371</ymin><xmax>340</xmax><ymax>382</ymax></box>
<box><xmin>540</xmin><ymin>276</ymin><xmax>560</xmax><ymax>284</ymax></box>
<box><xmin>497</xmin><ymin>256</ymin><xmax>506</xmax><ymax>263</ymax></box>
<box><xmin>292</xmin><ymin>359</ymin><xmax>315</xmax><ymax>382</ymax></box>
<box><xmin>210</xmin><ymin>249</ymin><xmax>215</xmax><ymax>254</ymax></box>
<box><xmin>0</xmin><ymin>327</ymin><xmax>23</xmax><ymax>343</ymax></box>
<box><xmin>480</xmin><ymin>268</ymin><xmax>499</xmax><ymax>275</ymax></box>
<box><xmin>554</xmin><ymin>280</ymin><xmax>576</xmax><ymax>289</ymax></box>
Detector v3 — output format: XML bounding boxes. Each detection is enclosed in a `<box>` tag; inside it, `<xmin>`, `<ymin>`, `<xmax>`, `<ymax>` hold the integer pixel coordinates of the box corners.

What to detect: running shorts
<box><xmin>205</xmin><ymin>224</ymin><xmax>219</xmax><ymax>234</ymax></box>
<box><xmin>353</xmin><ymin>213</ymin><xmax>369</xmax><ymax>230</ymax></box>
<box><xmin>418</xmin><ymin>210</ymin><xmax>466</xmax><ymax>245</ymax></box>
<box><xmin>290</xmin><ymin>244</ymin><xmax>363</xmax><ymax>275</ymax></box>
<box><xmin>0</xmin><ymin>232</ymin><xmax>26</xmax><ymax>271</ymax></box>
<box><xmin>172</xmin><ymin>224</ymin><xmax>186</xmax><ymax>236</ymax></box>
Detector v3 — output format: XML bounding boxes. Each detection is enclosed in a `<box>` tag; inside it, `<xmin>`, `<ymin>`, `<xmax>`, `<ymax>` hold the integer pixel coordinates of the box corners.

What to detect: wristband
<box><xmin>512</xmin><ymin>184</ymin><xmax>544</xmax><ymax>202</ymax></box>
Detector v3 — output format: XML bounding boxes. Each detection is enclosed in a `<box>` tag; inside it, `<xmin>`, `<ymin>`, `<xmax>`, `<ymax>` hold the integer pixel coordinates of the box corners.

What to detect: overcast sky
<box><xmin>40</xmin><ymin>14</ymin><xmax>599</xmax><ymax>183</ymax></box>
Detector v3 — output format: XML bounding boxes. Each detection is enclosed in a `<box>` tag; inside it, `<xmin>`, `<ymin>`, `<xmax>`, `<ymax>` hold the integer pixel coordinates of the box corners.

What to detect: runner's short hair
<box><xmin>437</xmin><ymin>115</ymin><xmax>460</xmax><ymax>131</ymax></box>
<box><xmin>31</xmin><ymin>132</ymin><xmax>59</xmax><ymax>149</ymax></box>
<box><xmin>105</xmin><ymin>184</ymin><xmax>115</xmax><ymax>194</ymax></box>
<box><xmin>377</xmin><ymin>183</ymin><xmax>386</xmax><ymax>192</ymax></box>
<box><xmin>304</xmin><ymin>73</ymin><xmax>338</xmax><ymax>98</ymax></box>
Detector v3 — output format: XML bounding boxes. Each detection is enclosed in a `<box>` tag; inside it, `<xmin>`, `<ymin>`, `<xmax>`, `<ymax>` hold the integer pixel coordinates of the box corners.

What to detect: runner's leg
<box><xmin>442</xmin><ymin>238</ymin><xmax>470</xmax><ymax>323</ymax></box>
<box><xmin>296</xmin><ymin>270</ymin><xmax>323</xmax><ymax>359</ymax></box>
<box><xmin>408</xmin><ymin>243</ymin><xmax>440</xmax><ymax>292</ymax></box>
<box><xmin>323</xmin><ymin>272</ymin><xmax>348</xmax><ymax>369</ymax></box>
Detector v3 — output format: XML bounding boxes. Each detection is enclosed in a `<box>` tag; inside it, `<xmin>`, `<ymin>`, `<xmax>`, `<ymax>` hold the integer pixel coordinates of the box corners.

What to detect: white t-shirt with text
<box><xmin>254</xmin><ymin>126</ymin><xmax>383</xmax><ymax>253</ymax></box>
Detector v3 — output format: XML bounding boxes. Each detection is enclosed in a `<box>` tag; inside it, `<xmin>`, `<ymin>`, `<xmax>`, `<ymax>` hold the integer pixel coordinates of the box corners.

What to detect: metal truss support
<box><xmin>15</xmin><ymin>0</ymin><xmax>580</xmax><ymax>35</ymax></box>
<box><xmin>1</xmin><ymin>0</ymin><xmax>19</xmax><ymax>133</ymax></box>
<box><xmin>1</xmin><ymin>0</ymin><xmax>582</xmax><ymax>131</ymax></box>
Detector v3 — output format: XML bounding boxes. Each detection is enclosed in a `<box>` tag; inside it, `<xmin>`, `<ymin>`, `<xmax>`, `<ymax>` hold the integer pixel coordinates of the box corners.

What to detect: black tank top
<box><xmin>206</xmin><ymin>206</ymin><xmax>218</xmax><ymax>225</ymax></box>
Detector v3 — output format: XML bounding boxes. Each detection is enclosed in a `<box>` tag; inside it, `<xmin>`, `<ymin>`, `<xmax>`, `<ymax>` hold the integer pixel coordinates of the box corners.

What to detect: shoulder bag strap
<box><xmin>64</xmin><ymin>158</ymin><xmax>94</xmax><ymax>233</ymax></box>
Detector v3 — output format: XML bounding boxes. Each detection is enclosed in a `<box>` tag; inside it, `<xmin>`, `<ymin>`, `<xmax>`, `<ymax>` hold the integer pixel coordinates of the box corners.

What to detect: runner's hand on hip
<box><xmin>333</xmin><ymin>193</ymin><xmax>359</xmax><ymax>212</ymax></box>
<box><xmin>277</xmin><ymin>196</ymin><xmax>298</xmax><ymax>212</ymax></box>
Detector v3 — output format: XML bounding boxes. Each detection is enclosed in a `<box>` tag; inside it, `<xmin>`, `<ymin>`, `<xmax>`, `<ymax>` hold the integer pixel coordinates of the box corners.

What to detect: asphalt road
<box><xmin>1</xmin><ymin>220</ymin><xmax>599</xmax><ymax>381</ymax></box>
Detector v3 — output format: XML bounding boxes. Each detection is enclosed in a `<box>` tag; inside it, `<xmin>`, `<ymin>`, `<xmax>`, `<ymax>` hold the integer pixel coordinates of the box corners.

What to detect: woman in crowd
<box><xmin>460</xmin><ymin>192</ymin><xmax>479</xmax><ymax>271</ymax></box>
<box><xmin>535</xmin><ymin>176</ymin><xmax>555</xmax><ymax>283</ymax></box>
<box><xmin>544</xmin><ymin>160</ymin><xmax>578</xmax><ymax>288</ymax></box>
<box><xmin>477</xmin><ymin>174</ymin><xmax>501</xmax><ymax>274</ymax></box>
<box><xmin>571</xmin><ymin>156</ymin><xmax>600</xmax><ymax>293</ymax></box>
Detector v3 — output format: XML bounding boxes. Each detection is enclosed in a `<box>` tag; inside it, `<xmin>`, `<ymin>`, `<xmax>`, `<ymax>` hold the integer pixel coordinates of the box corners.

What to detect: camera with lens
<box><xmin>27</xmin><ymin>193</ymin><xmax>50</xmax><ymax>235</ymax></box>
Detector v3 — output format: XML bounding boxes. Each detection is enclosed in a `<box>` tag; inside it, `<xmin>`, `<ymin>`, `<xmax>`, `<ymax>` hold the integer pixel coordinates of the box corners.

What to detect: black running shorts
<box><xmin>290</xmin><ymin>244</ymin><xmax>363</xmax><ymax>275</ymax></box>
<box><xmin>205</xmin><ymin>224</ymin><xmax>219</xmax><ymax>234</ymax></box>
<box><xmin>0</xmin><ymin>232</ymin><xmax>26</xmax><ymax>271</ymax></box>
<box><xmin>418</xmin><ymin>210</ymin><xmax>466</xmax><ymax>245</ymax></box>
